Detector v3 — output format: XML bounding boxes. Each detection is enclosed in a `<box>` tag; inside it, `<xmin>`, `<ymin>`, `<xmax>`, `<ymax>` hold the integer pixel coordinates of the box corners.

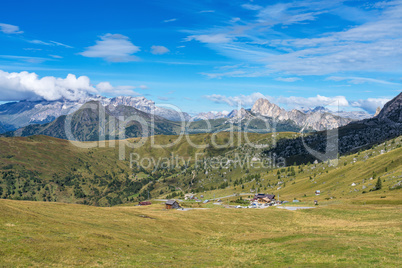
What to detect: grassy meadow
<box><xmin>1</xmin><ymin>199</ymin><xmax>401</xmax><ymax>267</ymax></box>
<box><xmin>0</xmin><ymin>133</ymin><xmax>401</xmax><ymax>267</ymax></box>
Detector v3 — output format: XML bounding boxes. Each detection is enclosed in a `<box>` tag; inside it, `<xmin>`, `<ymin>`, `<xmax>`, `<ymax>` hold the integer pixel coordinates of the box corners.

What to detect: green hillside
<box><xmin>0</xmin><ymin>132</ymin><xmax>295</xmax><ymax>205</ymax></box>
<box><xmin>0</xmin><ymin>132</ymin><xmax>401</xmax><ymax>207</ymax></box>
<box><xmin>0</xmin><ymin>132</ymin><xmax>401</xmax><ymax>267</ymax></box>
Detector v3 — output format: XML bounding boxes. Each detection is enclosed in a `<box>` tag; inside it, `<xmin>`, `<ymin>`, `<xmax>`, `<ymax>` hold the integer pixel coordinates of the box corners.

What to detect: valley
<box><xmin>1</xmin><ymin>1</ymin><xmax>401</xmax><ymax>266</ymax></box>
<box><xmin>0</xmin><ymin>95</ymin><xmax>401</xmax><ymax>267</ymax></box>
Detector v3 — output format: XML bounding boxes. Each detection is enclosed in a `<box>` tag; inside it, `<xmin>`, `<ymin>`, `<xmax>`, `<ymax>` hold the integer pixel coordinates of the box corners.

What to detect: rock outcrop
<box><xmin>251</xmin><ymin>98</ymin><xmax>352</xmax><ymax>131</ymax></box>
<box><xmin>376</xmin><ymin>92</ymin><xmax>402</xmax><ymax>123</ymax></box>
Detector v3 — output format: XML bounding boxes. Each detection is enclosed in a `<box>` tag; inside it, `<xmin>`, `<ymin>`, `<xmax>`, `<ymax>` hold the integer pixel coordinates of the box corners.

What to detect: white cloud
<box><xmin>241</xmin><ymin>4</ymin><xmax>263</xmax><ymax>11</ymax></box>
<box><xmin>263</xmin><ymin>2</ymin><xmax>402</xmax><ymax>75</ymax></box>
<box><xmin>158</xmin><ymin>96</ymin><xmax>170</xmax><ymax>101</ymax></box>
<box><xmin>276</xmin><ymin>95</ymin><xmax>350</xmax><ymax>108</ymax></box>
<box><xmin>204</xmin><ymin>92</ymin><xmax>350</xmax><ymax>109</ymax></box>
<box><xmin>0</xmin><ymin>23</ymin><xmax>23</xmax><ymax>34</ymax></box>
<box><xmin>199</xmin><ymin>10</ymin><xmax>215</xmax><ymax>13</ymax></box>
<box><xmin>96</xmin><ymin>82</ymin><xmax>139</xmax><ymax>96</ymax></box>
<box><xmin>79</xmin><ymin>34</ymin><xmax>140</xmax><ymax>62</ymax></box>
<box><xmin>151</xmin><ymin>45</ymin><xmax>170</xmax><ymax>55</ymax></box>
<box><xmin>0</xmin><ymin>70</ymin><xmax>141</xmax><ymax>102</ymax></box>
<box><xmin>186</xmin><ymin>34</ymin><xmax>233</xmax><ymax>44</ymax></box>
<box><xmin>256</xmin><ymin>2</ymin><xmax>325</xmax><ymax>26</ymax></box>
<box><xmin>203</xmin><ymin>43</ymin><xmax>273</xmax><ymax>63</ymax></box>
<box><xmin>23</xmin><ymin>48</ymin><xmax>42</xmax><ymax>51</ymax></box>
<box><xmin>28</xmin><ymin>39</ymin><xmax>73</xmax><ymax>48</ymax></box>
<box><xmin>351</xmin><ymin>98</ymin><xmax>390</xmax><ymax>114</ymax></box>
<box><xmin>201</xmin><ymin>66</ymin><xmax>273</xmax><ymax>79</ymax></box>
<box><xmin>205</xmin><ymin>92</ymin><xmax>266</xmax><ymax>107</ymax></box>
<box><xmin>0</xmin><ymin>23</ymin><xmax>71</xmax><ymax>48</ymax></box>
<box><xmin>49</xmin><ymin>55</ymin><xmax>63</xmax><ymax>59</ymax></box>
<box><xmin>50</xmin><ymin>40</ymin><xmax>73</xmax><ymax>48</ymax></box>
<box><xmin>139</xmin><ymin>85</ymin><xmax>148</xmax><ymax>89</ymax></box>
<box><xmin>0</xmin><ymin>55</ymin><xmax>52</xmax><ymax>64</ymax></box>
<box><xmin>201</xmin><ymin>70</ymin><xmax>247</xmax><ymax>79</ymax></box>
<box><xmin>187</xmin><ymin>0</ymin><xmax>402</xmax><ymax>76</ymax></box>
<box><xmin>327</xmin><ymin>76</ymin><xmax>400</xmax><ymax>85</ymax></box>
<box><xmin>0</xmin><ymin>70</ymin><xmax>96</xmax><ymax>101</ymax></box>
<box><xmin>210</xmin><ymin>110</ymin><xmax>230</xmax><ymax>115</ymax></box>
<box><xmin>29</xmin><ymin>40</ymin><xmax>52</xmax><ymax>46</ymax></box>
<box><xmin>275</xmin><ymin>77</ymin><xmax>302</xmax><ymax>82</ymax></box>
<box><xmin>163</xmin><ymin>18</ymin><xmax>177</xmax><ymax>23</ymax></box>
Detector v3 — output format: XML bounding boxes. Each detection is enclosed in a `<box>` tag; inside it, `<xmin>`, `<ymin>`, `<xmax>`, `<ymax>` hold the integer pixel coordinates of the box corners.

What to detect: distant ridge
<box><xmin>0</xmin><ymin>96</ymin><xmax>190</xmax><ymax>133</ymax></box>
<box><xmin>251</xmin><ymin>98</ymin><xmax>353</xmax><ymax>131</ymax></box>
<box><xmin>0</xmin><ymin>94</ymin><xmax>378</xmax><ymax>135</ymax></box>
<box><xmin>6</xmin><ymin>101</ymin><xmax>181</xmax><ymax>141</ymax></box>
<box><xmin>265</xmin><ymin>92</ymin><xmax>402</xmax><ymax>164</ymax></box>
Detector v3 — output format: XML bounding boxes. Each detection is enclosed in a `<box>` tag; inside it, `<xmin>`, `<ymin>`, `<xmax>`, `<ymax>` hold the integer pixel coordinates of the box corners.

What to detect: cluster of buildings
<box><xmin>142</xmin><ymin>191</ymin><xmax>320</xmax><ymax>210</ymax></box>
<box><xmin>248</xmin><ymin>193</ymin><xmax>278</xmax><ymax>207</ymax></box>
<box><xmin>184</xmin><ymin>193</ymin><xmax>205</xmax><ymax>201</ymax></box>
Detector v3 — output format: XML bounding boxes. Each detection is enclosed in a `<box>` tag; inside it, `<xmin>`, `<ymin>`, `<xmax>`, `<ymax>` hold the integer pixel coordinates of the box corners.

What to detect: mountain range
<box><xmin>265</xmin><ymin>92</ymin><xmax>402</xmax><ymax>164</ymax></box>
<box><xmin>250</xmin><ymin>98</ymin><xmax>354</xmax><ymax>131</ymax></box>
<box><xmin>0</xmin><ymin>95</ymin><xmax>378</xmax><ymax>136</ymax></box>
<box><xmin>194</xmin><ymin>103</ymin><xmax>371</xmax><ymax>128</ymax></box>
<box><xmin>0</xmin><ymin>95</ymin><xmax>190</xmax><ymax>133</ymax></box>
<box><xmin>8</xmin><ymin>101</ymin><xmax>182</xmax><ymax>141</ymax></box>
<box><xmin>300</xmin><ymin>106</ymin><xmax>371</xmax><ymax>120</ymax></box>
<box><xmin>5</xmin><ymin>101</ymin><xmax>306</xmax><ymax>141</ymax></box>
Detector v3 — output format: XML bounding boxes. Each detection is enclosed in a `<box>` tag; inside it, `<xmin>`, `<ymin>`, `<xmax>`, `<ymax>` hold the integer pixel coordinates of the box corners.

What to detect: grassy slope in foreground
<box><xmin>0</xmin><ymin>199</ymin><xmax>401</xmax><ymax>267</ymax></box>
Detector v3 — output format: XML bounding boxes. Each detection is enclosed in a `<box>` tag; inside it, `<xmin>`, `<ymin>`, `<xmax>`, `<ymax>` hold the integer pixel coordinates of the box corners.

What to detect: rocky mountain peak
<box><xmin>374</xmin><ymin>107</ymin><xmax>382</xmax><ymax>117</ymax></box>
<box><xmin>227</xmin><ymin>108</ymin><xmax>250</xmax><ymax>118</ymax></box>
<box><xmin>251</xmin><ymin>98</ymin><xmax>288</xmax><ymax>120</ymax></box>
<box><xmin>312</xmin><ymin>106</ymin><xmax>330</xmax><ymax>113</ymax></box>
<box><xmin>377</xmin><ymin>92</ymin><xmax>402</xmax><ymax>123</ymax></box>
<box><xmin>250</xmin><ymin>98</ymin><xmax>353</xmax><ymax>131</ymax></box>
<box><xmin>193</xmin><ymin>111</ymin><xmax>229</xmax><ymax>120</ymax></box>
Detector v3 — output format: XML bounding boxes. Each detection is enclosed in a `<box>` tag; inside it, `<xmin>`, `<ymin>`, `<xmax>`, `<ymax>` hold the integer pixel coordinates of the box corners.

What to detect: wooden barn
<box><xmin>165</xmin><ymin>200</ymin><xmax>180</xmax><ymax>209</ymax></box>
<box><xmin>138</xmin><ymin>201</ymin><xmax>151</xmax><ymax>206</ymax></box>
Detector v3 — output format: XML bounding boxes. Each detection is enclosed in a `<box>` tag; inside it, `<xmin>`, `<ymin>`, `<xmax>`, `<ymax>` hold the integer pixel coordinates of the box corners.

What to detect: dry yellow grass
<box><xmin>1</xmin><ymin>199</ymin><xmax>401</xmax><ymax>267</ymax></box>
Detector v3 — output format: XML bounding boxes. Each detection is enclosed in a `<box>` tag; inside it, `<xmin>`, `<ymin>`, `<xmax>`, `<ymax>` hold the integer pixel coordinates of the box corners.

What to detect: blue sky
<box><xmin>0</xmin><ymin>0</ymin><xmax>401</xmax><ymax>114</ymax></box>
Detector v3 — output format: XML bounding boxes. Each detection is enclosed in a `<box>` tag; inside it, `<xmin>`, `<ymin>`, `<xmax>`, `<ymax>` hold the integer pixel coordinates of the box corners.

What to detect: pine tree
<box><xmin>375</xmin><ymin>177</ymin><xmax>382</xmax><ymax>190</ymax></box>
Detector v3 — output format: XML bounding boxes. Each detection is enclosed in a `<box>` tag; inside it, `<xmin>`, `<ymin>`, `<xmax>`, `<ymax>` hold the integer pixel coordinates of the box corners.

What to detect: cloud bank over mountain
<box><xmin>0</xmin><ymin>70</ymin><xmax>139</xmax><ymax>102</ymax></box>
<box><xmin>0</xmin><ymin>69</ymin><xmax>394</xmax><ymax>115</ymax></box>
